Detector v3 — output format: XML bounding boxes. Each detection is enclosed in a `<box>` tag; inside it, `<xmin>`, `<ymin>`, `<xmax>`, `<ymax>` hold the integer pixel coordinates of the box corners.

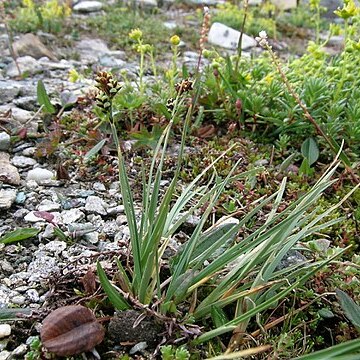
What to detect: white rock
<box><xmin>0</xmin><ymin>350</ymin><xmax>10</xmax><ymax>360</ymax></box>
<box><xmin>136</xmin><ymin>0</ymin><xmax>157</xmax><ymax>7</ymax></box>
<box><xmin>0</xmin><ymin>325</ymin><xmax>11</xmax><ymax>339</ymax></box>
<box><xmin>0</xmin><ymin>133</ymin><xmax>10</xmax><ymax>151</ymax></box>
<box><xmin>0</xmin><ymin>189</ymin><xmax>17</xmax><ymax>210</ymax></box>
<box><xmin>43</xmin><ymin>240</ymin><xmax>67</xmax><ymax>253</ymax></box>
<box><xmin>208</xmin><ymin>22</ymin><xmax>257</xmax><ymax>50</ymax></box>
<box><xmin>93</xmin><ymin>182</ymin><xmax>106</xmax><ymax>191</ymax></box>
<box><xmin>107</xmin><ymin>205</ymin><xmax>125</xmax><ymax>215</ymax></box>
<box><xmin>26</xmin><ymin>289</ymin><xmax>40</xmax><ymax>303</ymax></box>
<box><xmin>60</xmin><ymin>208</ymin><xmax>85</xmax><ymax>224</ymax></box>
<box><xmin>26</xmin><ymin>168</ymin><xmax>54</xmax><ymax>183</ymax></box>
<box><xmin>11</xmin><ymin>155</ymin><xmax>37</xmax><ymax>168</ymax></box>
<box><xmin>24</xmin><ymin>211</ymin><xmax>44</xmax><ymax>223</ymax></box>
<box><xmin>73</xmin><ymin>1</ymin><xmax>103</xmax><ymax>12</ymax></box>
<box><xmin>11</xmin><ymin>295</ymin><xmax>26</xmax><ymax>305</ymax></box>
<box><xmin>38</xmin><ymin>200</ymin><xmax>61</xmax><ymax>212</ymax></box>
<box><xmin>272</xmin><ymin>0</ymin><xmax>297</xmax><ymax>10</ymax></box>
<box><xmin>85</xmin><ymin>195</ymin><xmax>107</xmax><ymax>215</ymax></box>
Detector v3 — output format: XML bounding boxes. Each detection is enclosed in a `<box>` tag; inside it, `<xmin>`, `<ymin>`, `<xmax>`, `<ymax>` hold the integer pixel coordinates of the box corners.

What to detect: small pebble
<box><xmin>93</xmin><ymin>182</ymin><xmax>106</xmax><ymax>191</ymax></box>
<box><xmin>0</xmin><ymin>350</ymin><xmax>10</xmax><ymax>360</ymax></box>
<box><xmin>11</xmin><ymin>295</ymin><xmax>26</xmax><ymax>306</ymax></box>
<box><xmin>11</xmin><ymin>343</ymin><xmax>27</xmax><ymax>356</ymax></box>
<box><xmin>0</xmin><ymin>325</ymin><xmax>11</xmax><ymax>339</ymax></box>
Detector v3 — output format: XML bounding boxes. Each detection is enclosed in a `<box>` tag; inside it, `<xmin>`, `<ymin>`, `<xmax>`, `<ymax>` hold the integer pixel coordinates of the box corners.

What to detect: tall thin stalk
<box><xmin>235</xmin><ymin>0</ymin><xmax>249</xmax><ymax>73</ymax></box>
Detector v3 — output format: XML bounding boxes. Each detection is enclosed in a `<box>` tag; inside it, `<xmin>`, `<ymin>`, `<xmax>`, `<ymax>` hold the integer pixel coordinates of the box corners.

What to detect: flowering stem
<box><xmin>235</xmin><ymin>0</ymin><xmax>249</xmax><ymax>73</ymax></box>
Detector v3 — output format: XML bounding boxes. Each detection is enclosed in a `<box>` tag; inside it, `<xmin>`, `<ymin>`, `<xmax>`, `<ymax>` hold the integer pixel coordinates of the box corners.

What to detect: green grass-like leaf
<box><xmin>336</xmin><ymin>289</ymin><xmax>360</xmax><ymax>330</ymax></box>
<box><xmin>0</xmin><ymin>228</ymin><xmax>40</xmax><ymax>245</ymax></box>
<box><xmin>37</xmin><ymin>80</ymin><xmax>56</xmax><ymax>114</ymax></box>
<box><xmin>96</xmin><ymin>261</ymin><xmax>130</xmax><ymax>311</ymax></box>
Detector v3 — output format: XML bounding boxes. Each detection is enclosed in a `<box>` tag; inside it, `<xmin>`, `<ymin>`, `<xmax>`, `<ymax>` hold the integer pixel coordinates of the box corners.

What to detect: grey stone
<box><xmin>254</xmin><ymin>159</ymin><xmax>269</xmax><ymax>166</ymax></box>
<box><xmin>22</xmin><ymin>147</ymin><xmax>36</xmax><ymax>156</ymax></box>
<box><xmin>27</xmin><ymin>254</ymin><xmax>60</xmax><ymax>283</ymax></box>
<box><xmin>102</xmin><ymin>220</ymin><xmax>119</xmax><ymax>236</ymax></box>
<box><xmin>84</xmin><ymin>231</ymin><xmax>99</xmax><ymax>244</ymax></box>
<box><xmin>38</xmin><ymin>200</ymin><xmax>61</xmax><ymax>212</ymax></box>
<box><xmin>26</xmin><ymin>289</ymin><xmax>40</xmax><ymax>303</ymax></box>
<box><xmin>6</xmin><ymin>56</ymin><xmax>43</xmax><ymax>78</ymax></box>
<box><xmin>26</xmin><ymin>168</ymin><xmax>54</xmax><ymax>183</ymax></box>
<box><xmin>73</xmin><ymin>1</ymin><xmax>104</xmax><ymax>12</ymax></box>
<box><xmin>0</xmin><ymin>81</ymin><xmax>22</xmax><ymax>103</ymax></box>
<box><xmin>11</xmin><ymin>344</ymin><xmax>27</xmax><ymax>356</ymax></box>
<box><xmin>0</xmin><ymin>260</ymin><xmax>14</xmax><ymax>273</ymax></box>
<box><xmin>60</xmin><ymin>208</ymin><xmax>85</xmax><ymax>224</ymax></box>
<box><xmin>11</xmin><ymin>155</ymin><xmax>37</xmax><ymax>168</ymax></box>
<box><xmin>42</xmin><ymin>224</ymin><xmax>55</xmax><ymax>239</ymax></box>
<box><xmin>10</xmin><ymin>107</ymin><xmax>34</xmax><ymax>124</ymax></box>
<box><xmin>208</xmin><ymin>23</ymin><xmax>257</xmax><ymax>50</ymax></box>
<box><xmin>13</xmin><ymin>96</ymin><xmax>38</xmax><ymax>111</ymax></box>
<box><xmin>0</xmin><ymin>152</ymin><xmax>20</xmax><ymax>186</ymax></box>
<box><xmin>13</xmin><ymin>33</ymin><xmax>57</xmax><ymax>61</ymax></box>
<box><xmin>76</xmin><ymin>38</ymin><xmax>110</xmax><ymax>63</ymax></box>
<box><xmin>99</xmin><ymin>55</ymin><xmax>126</xmax><ymax>68</ymax></box>
<box><xmin>0</xmin><ymin>133</ymin><xmax>10</xmax><ymax>151</ymax></box>
<box><xmin>43</xmin><ymin>240</ymin><xmax>67</xmax><ymax>254</ymax></box>
<box><xmin>85</xmin><ymin>195</ymin><xmax>107</xmax><ymax>215</ymax></box>
<box><xmin>0</xmin><ymin>189</ymin><xmax>17</xmax><ymax>210</ymax></box>
<box><xmin>107</xmin><ymin>205</ymin><xmax>125</xmax><ymax>215</ymax></box>
<box><xmin>11</xmin><ymin>295</ymin><xmax>26</xmax><ymax>306</ymax></box>
<box><xmin>38</xmin><ymin>57</ymin><xmax>72</xmax><ymax>70</ymax></box>
<box><xmin>93</xmin><ymin>182</ymin><xmax>106</xmax><ymax>191</ymax></box>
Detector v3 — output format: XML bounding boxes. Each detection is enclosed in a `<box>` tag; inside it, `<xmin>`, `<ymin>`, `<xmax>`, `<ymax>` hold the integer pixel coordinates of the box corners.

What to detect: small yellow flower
<box><xmin>68</xmin><ymin>69</ymin><xmax>80</xmax><ymax>83</ymax></box>
<box><xmin>129</xmin><ymin>28</ymin><xmax>143</xmax><ymax>41</ymax></box>
<box><xmin>170</xmin><ymin>35</ymin><xmax>180</xmax><ymax>46</ymax></box>
<box><xmin>263</xmin><ymin>74</ymin><xmax>273</xmax><ymax>85</ymax></box>
<box><xmin>334</xmin><ymin>0</ymin><xmax>358</xmax><ymax>19</ymax></box>
<box><xmin>245</xmin><ymin>74</ymin><xmax>252</xmax><ymax>82</ymax></box>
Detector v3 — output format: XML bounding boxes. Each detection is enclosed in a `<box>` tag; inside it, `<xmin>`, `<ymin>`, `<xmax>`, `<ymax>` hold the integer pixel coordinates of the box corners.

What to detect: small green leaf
<box><xmin>336</xmin><ymin>289</ymin><xmax>360</xmax><ymax>329</ymax></box>
<box><xmin>37</xmin><ymin>80</ymin><xmax>56</xmax><ymax>114</ymax></box>
<box><xmin>0</xmin><ymin>228</ymin><xmax>40</xmax><ymax>244</ymax></box>
<box><xmin>301</xmin><ymin>137</ymin><xmax>319</xmax><ymax>166</ymax></box>
<box><xmin>96</xmin><ymin>261</ymin><xmax>130</xmax><ymax>311</ymax></box>
<box><xmin>211</xmin><ymin>305</ymin><xmax>229</xmax><ymax>328</ymax></box>
<box><xmin>84</xmin><ymin>139</ymin><xmax>107</xmax><ymax>161</ymax></box>
<box><xmin>153</xmin><ymin>103</ymin><xmax>171</xmax><ymax>120</ymax></box>
<box><xmin>318</xmin><ymin>308</ymin><xmax>334</xmax><ymax>319</ymax></box>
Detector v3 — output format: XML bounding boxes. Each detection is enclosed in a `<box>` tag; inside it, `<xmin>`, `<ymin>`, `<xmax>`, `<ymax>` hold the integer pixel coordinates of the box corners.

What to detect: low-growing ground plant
<box><xmin>93</xmin><ymin>67</ymin><xmax>360</xmax><ymax>356</ymax></box>
<box><xmin>9</xmin><ymin>0</ymin><xmax>71</xmax><ymax>33</ymax></box>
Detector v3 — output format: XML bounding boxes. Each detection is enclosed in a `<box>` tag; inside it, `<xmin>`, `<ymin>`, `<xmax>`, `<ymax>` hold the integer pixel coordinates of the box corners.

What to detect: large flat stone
<box><xmin>13</xmin><ymin>33</ymin><xmax>57</xmax><ymax>61</ymax></box>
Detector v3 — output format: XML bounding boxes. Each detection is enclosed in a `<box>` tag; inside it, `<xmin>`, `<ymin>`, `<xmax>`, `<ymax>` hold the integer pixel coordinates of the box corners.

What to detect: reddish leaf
<box><xmin>197</xmin><ymin>124</ymin><xmax>216</xmax><ymax>138</ymax></box>
<box><xmin>41</xmin><ymin>305</ymin><xmax>105</xmax><ymax>356</ymax></box>
<box><xmin>81</xmin><ymin>269</ymin><xmax>97</xmax><ymax>295</ymax></box>
<box><xmin>33</xmin><ymin>211</ymin><xmax>55</xmax><ymax>223</ymax></box>
<box><xmin>18</xmin><ymin>128</ymin><xmax>27</xmax><ymax>139</ymax></box>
